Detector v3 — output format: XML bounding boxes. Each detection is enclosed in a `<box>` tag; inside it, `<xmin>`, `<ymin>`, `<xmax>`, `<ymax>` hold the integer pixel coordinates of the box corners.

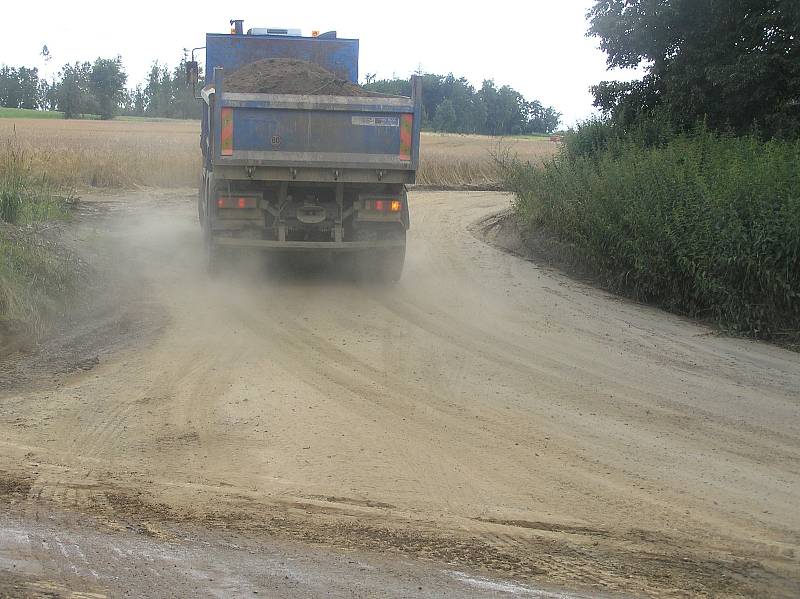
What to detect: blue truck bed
<box><xmin>201</xmin><ymin>32</ymin><xmax>421</xmax><ymax>184</ymax></box>
<box><xmin>205</xmin><ymin>71</ymin><xmax>420</xmax><ymax>181</ymax></box>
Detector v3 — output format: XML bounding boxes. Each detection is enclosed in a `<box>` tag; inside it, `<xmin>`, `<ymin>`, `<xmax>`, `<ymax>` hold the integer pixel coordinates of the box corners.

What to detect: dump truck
<box><xmin>187</xmin><ymin>20</ymin><xmax>421</xmax><ymax>281</ymax></box>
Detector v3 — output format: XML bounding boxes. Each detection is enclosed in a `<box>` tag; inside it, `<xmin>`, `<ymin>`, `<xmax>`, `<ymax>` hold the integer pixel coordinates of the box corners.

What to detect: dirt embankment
<box><xmin>225</xmin><ymin>58</ymin><xmax>383</xmax><ymax>97</ymax></box>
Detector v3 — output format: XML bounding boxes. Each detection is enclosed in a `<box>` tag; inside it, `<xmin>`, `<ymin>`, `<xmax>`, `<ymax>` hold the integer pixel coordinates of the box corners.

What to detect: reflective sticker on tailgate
<box><xmin>351</xmin><ymin>116</ymin><xmax>400</xmax><ymax>127</ymax></box>
<box><xmin>399</xmin><ymin>114</ymin><xmax>413</xmax><ymax>161</ymax></box>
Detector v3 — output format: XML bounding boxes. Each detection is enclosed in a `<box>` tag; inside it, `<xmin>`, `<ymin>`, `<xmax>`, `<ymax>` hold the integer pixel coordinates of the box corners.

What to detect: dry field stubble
<box><xmin>418</xmin><ymin>132</ymin><xmax>556</xmax><ymax>186</ymax></box>
<box><xmin>0</xmin><ymin>119</ymin><xmax>556</xmax><ymax>189</ymax></box>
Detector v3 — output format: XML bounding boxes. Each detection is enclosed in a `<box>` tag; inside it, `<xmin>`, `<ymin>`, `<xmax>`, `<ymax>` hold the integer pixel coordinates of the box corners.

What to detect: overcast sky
<box><xmin>2</xmin><ymin>1</ymin><xmax>641</xmax><ymax>126</ymax></box>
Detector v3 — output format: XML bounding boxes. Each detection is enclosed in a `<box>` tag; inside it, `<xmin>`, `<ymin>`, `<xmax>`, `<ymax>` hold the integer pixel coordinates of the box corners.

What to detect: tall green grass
<box><xmin>1</xmin><ymin>137</ymin><xmax>73</xmax><ymax>224</ymax></box>
<box><xmin>0</xmin><ymin>136</ymin><xmax>76</xmax><ymax>340</ymax></box>
<box><xmin>507</xmin><ymin>123</ymin><xmax>800</xmax><ymax>341</ymax></box>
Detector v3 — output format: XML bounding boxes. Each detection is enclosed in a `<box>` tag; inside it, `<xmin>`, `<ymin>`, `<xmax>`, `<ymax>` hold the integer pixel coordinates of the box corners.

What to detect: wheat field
<box><xmin>0</xmin><ymin>119</ymin><xmax>557</xmax><ymax>189</ymax></box>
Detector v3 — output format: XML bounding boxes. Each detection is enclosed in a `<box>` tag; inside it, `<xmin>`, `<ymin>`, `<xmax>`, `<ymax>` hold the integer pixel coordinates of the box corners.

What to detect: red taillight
<box><xmin>364</xmin><ymin>199</ymin><xmax>402</xmax><ymax>213</ymax></box>
<box><xmin>216</xmin><ymin>195</ymin><xmax>257</xmax><ymax>209</ymax></box>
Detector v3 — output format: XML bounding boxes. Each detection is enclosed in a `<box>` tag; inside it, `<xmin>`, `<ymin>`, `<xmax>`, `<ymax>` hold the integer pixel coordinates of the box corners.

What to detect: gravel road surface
<box><xmin>0</xmin><ymin>190</ymin><xmax>798</xmax><ymax>597</ymax></box>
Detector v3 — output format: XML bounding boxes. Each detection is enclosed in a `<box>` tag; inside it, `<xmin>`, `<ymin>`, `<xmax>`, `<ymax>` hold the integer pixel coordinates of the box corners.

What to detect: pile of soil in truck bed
<box><xmin>224</xmin><ymin>58</ymin><xmax>384</xmax><ymax>97</ymax></box>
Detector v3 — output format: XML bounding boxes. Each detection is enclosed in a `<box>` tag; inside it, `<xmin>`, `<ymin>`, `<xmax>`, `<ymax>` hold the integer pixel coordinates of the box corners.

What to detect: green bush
<box><xmin>508</xmin><ymin>124</ymin><xmax>800</xmax><ymax>340</ymax></box>
<box><xmin>0</xmin><ymin>137</ymin><xmax>72</xmax><ymax>224</ymax></box>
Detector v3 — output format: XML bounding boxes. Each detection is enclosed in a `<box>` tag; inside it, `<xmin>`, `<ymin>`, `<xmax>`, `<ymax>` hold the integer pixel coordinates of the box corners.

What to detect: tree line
<box><xmin>1</xmin><ymin>55</ymin><xmax>561</xmax><ymax>133</ymax></box>
<box><xmin>0</xmin><ymin>54</ymin><xmax>201</xmax><ymax>120</ymax></box>
<box><xmin>364</xmin><ymin>74</ymin><xmax>561</xmax><ymax>135</ymax></box>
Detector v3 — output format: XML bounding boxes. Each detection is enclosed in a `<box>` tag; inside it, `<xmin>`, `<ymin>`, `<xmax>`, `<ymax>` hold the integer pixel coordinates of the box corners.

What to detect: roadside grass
<box><xmin>0</xmin><ymin>107</ymin><xmax>62</xmax><ymax>119</ymax></box>
<box><xmin>417</xmin><ymin>132</ymin><xmax>555</xmax><ymax>187</ymax></box>
<box><xmin>0</xmin><ymin>136</ymin><xmax>76</xmax><ymax>342</ymax></box>
<box><xmin>506</xmin><ymin>123</ymin><xmax>800</xmax><ymax>343</ymax></box>
<box><xmin>0</xmin><ymin>107</ymin><xmax>106</xmax><ymax>120</ymax></box>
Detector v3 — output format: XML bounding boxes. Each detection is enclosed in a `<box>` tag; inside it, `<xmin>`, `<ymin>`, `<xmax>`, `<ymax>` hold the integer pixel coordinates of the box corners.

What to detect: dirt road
<box><xmin>0</xmin><ymin>190</ymin><xmax>798</xmax><ymax>597</ymax></box>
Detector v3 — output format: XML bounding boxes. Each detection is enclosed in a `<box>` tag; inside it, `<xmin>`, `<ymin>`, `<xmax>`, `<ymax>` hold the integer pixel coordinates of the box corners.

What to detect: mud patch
<box><xmin>308</xmin><ymin>495</ymin><xmax>397</xmax><ymax>510</ymax></box>
<box><xmin>154</xmin><ymin>431</ymin><xmax>201</xmax><ymax>449</ymax></box>
<box><xmin>474</xmin><ymin>517</ymin><xmax>609</xmax><ymax>538</ymax></box>
<box><xmin>0</xmin><ymin>471</ymin><xmax>33</xmax><ymax>498</ymax></box>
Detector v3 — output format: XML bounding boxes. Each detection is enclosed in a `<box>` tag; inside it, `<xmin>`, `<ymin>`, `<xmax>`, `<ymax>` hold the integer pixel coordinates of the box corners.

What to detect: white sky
<box><xmin>1</xmin><ymin>0</ymin><xmax>641</xmax><ymax>126</ymax></box>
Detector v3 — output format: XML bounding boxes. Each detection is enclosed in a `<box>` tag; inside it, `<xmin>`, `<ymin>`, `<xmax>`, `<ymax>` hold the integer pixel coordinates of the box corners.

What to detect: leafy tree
<box><xmin>40</xmin><ymin>78</ymin><xmax>58</xmax><ymax>111</ymax></box>
<box><xmin>128</xmin><ymin>85</ymin><xmax>146</xmax><ymax>116</ymax></box>
<box><xmin>0</xmin><ymin>66</ymin><xmax>21</xmax><ymax>108</ymax></box>
<box><xmin>16</xmin><ymin>68</ymin><xmax>40</xmax><ymax>109</ymax></box>
<box><xmin>136</xmin><ymin>56</ymin><xmax>201</xmax><ymax>119</ymax></box>
<box><xmin>55</xmin><ymin>62</ymin><xmax>94</xmax><ymax>118</ymax></box>
<box><xmin>169</xmin><ymin>56</ymin><xmax>202</xmax><ymax>119</ymax></box>
<box><xmin>89</xmin><ymin>57</ymin><xmax>127</xmax><ymax>119</ymax></box>
<box><xmin>526</xmin><ymin>99</ymin><xmax>561</xmax><ymax>135</ymax></box>
<box><xmin>588</xmin><ymin>0</ymin><xmax>800</xmax><ymax>137</ymax></box>
<box><xmin>433</xmin><ymin>98</ymin><xmax>458</xmax><ymax>131</ymax></box>
<box><xmin>0</xmin><ymin>66</ymin><xmax>41</xmax><ymax>109</ymax></box>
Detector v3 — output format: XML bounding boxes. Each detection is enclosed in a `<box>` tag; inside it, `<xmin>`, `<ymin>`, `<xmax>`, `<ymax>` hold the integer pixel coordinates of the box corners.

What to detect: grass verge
<box><xmin>0</xmin><ymin>107</ymin><xmax>62</xmax><ymax>119</ymax></box>
<box><xmin>506</xmin><ymin>124</ymin><xmax>800</xmax><ymax>344</ymax></box>
<box><xmin>0</xmin><ymin>137</ymin><xmax>77</xmax><ymax>348</ymax></box>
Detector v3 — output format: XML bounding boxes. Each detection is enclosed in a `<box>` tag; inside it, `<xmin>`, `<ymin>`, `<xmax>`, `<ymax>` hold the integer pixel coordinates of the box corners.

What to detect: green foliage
<box><xmin>365</xmin><ymin>73</ymin><xmax>560</xmax><ymax>135</ymax></box>
<box><xmin>0</xmin><ymin>137</ymin><xmax>75</xmax><ymax>336</ymax></box>
<box><xmin>433</xmin><ymin>98</ymin><xmax>458</xmax><ymax>132</ymax></box>
<box><xmin>563</xmin><ymin>110</ymin><xmax>676</xmax><ymax>160</ymax></box>
<box><xmin>0</xmin><ymin>138</ymin><xmax>72</xmax><ymax>224</ymax></box>
<box><xmin>89</xmin><ymin>57</ymin><xmax>127</xmax><ymax>120</ymax></box>
<box><xmin>3</xmin><ymin>52</ymin><xmax>194</xmax><ymax>120</ymax></box>
<box><xmin>588</xmin><ymin>0</ymin><xmax>800</xmax><ymax>138</ymax></box>
<box><xmin>120</xmin><ymin>56</ymin><xmax>201</xmax><ymax>119</ymax></box>
<box><xmin>508</xmin><ymin>124</ymin><xmax>800</xmax><ymax>340</ymax></box>
<box><xmin>0</xmin><ymin>66</ymin><xmax>42</xmax><ymax>110</ymax></box>
<box><xmin>0</xmin><ymin>235</ymin><xmax>74</xmax><ymax>333</ymax></box>
<box><xmin>55</xmin><ymin>61</ymin><xmax>94</xmax><ymax>119</ymax></box>
<box><xmin>0</xmin><ymin>107</ymin><xmax>61</xmax><ymax>119</ymax></box>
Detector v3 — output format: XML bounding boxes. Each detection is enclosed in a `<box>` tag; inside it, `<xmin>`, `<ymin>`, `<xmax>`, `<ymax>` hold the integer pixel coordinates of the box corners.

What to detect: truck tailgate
<box><xmin>215</xmin><ymin>92</ymin><xmax>419</xmax><ymax>172</ymax></box>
